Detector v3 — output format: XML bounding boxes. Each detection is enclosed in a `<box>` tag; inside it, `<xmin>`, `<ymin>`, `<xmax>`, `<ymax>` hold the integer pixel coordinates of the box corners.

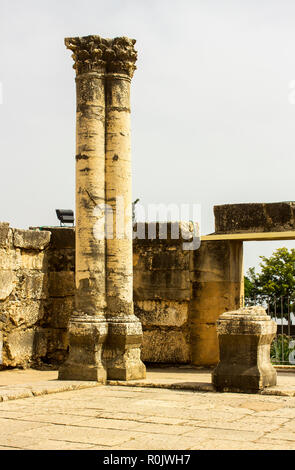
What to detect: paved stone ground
<box><xmin>1</xmin><ymin>382</ymin><xmax>295</xmax><ymax>449</ymax></box>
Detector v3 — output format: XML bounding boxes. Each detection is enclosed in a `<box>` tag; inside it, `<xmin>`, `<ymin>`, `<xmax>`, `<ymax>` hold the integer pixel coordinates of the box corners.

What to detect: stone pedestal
<box><xmin>212</xmin><ymin>306</ymin><xmax>277</xmax><ymax>392</ymax></box>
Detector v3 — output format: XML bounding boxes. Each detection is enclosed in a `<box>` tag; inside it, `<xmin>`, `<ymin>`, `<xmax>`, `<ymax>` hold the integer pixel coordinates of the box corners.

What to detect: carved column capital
<box><xmin>65</xmin><ymin>35</ymin><xmax>137</xmax><ymax>78</ymax></box>
<box><xmin>105</xmin><ymin>37</ymin><xmax>137</xmax><ymax>78</ymax></box>
<box><xmin>64</xmin><ymin>35</ymin><xmax>108</xmax><ymax>74</ymax></box>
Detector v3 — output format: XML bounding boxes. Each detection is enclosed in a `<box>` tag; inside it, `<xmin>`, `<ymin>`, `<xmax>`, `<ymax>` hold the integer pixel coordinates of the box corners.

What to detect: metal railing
<box><xmin>243</xmin><ymin>295</ymin><xmax>295</xmax><ymax>365</ymax></box>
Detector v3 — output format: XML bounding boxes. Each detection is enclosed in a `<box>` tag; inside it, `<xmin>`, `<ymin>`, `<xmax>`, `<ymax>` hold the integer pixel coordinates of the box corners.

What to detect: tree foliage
<box><xmin>245</xmin><ymin>247</ymin><xmax>295</xmax><ymax>301</ymax></box>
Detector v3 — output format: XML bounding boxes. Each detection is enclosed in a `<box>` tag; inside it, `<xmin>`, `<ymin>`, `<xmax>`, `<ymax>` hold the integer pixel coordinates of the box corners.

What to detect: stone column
<box><xmin>104</xmin><ymin>38</ymin><xmax>146</xmax><ymax>380</ymax></box>
<box><xmin>59</xmin><ymin>36</ymin><xmax>108</xmax><ymax>382</ymax></box>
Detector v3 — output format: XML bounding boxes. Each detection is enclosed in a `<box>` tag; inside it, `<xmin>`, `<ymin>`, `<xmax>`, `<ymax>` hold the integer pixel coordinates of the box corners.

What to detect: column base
<box><xmin>104</xmin><ymin>318</ymin><xmax>146</xmax><ymax>381</ymax></box>
<box><xmin>58</xmin><ymin>317</ymin><xmax>108</xmax><ymax>383</ymax></box>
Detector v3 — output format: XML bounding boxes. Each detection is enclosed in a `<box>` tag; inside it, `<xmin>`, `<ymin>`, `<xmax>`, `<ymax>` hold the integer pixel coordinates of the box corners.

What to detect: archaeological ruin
<box><xmin>1</xmin><ymin>35</ymin><xmax>295</xmax><ymax>391</ymax></box>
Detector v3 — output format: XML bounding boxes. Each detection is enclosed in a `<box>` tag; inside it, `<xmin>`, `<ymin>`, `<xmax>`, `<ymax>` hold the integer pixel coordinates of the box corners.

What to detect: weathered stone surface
<box><xmin>190</xmin><ymin>240</ymin><xmax>243</xmax><ymax>367</ymax></box>
<box><xmin>0</xmin><ymin>271</ymin><xmax>16</xmax><ymax>300</ymax></box>
<box><xmin>58</xmin><ymin>319</ymin><xmax>108</xmax><ymax>382</ymax></box>
<box><xmin>7</xmin><ymin>301</ymin><xmax>44</xmax><ymax>328</ymax></box>
<box><xmin>0</xmin><ymin>248</ymin><xmax>21</xmax><ymax>270</ymax></box>
<box><xmin>16</xmin><ymin>272</ymin><xmax>48</xmax><ymax>300</ymax></box>
<box><xmin>105</xmin><ymin>320</ymin><xmax>146</xmax><ymax>380</ymax></box>
<box><xmin>36</xmin><ymin>227</ymin><xmax>75</xmax><ymax>250</ymax></box>
<box><xmin>13</xmin><ymin>229</ymin><xmax>51</xmax><ymax>250</ymax></box>
<box><xmin>135</xmin><ymin>300</ymin><xmax>188</xmax><ymax>327</ymax></box>
<box><xmin>214</xmin><ymin>202</ymin><xmax>295</xmax><ymax>234</ymax></box>
<box><xmin>20</xmin><ymin>251</ymin><xmax>46</xmax><ymax>270</ymax></box>
<box><xmin>5</xmin><ymin>329</ymin><xmax>47</xmax><ymax>366</ymax></box>
<box><xmin>45</xmin><ymin>297</ymin><xmax>73</xmax><ymax>328</ymax></box>
<box><xmin>47</xmin><ymin>329</ymin><xmax>69</xmax><ymax>363</ymax></box>
<box><xmin>49</xmin><ymin>272</ymin><xmax>75</xmax><ymax>297</ymax></box>
<box><xmin>141</xmin><ymin>330</ymin><xmax>191</xmax><ymax>363</ymax></box>
<box><xmin>212</xmin><ymin>306</ymin><xmax>277</xmax><ymax>392</ymax></box>
<box><xmin>0</xmin><ymin>222</ymin><xmax>10</xmax><ymax>248</ymax></box>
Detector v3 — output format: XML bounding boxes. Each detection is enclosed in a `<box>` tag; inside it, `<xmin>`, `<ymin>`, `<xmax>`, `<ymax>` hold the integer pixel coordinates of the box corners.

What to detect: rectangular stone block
<box><xmin>21</xmin><ymin>251</ymin><xmax>47</xmax><ymax>270</ymax></box>
<box><xmin>48</xmin><ymin>271</ymin><xmax>75</xmax><ymax>297</ymax></box>
<box><xmin>5</xmin><ymin>329</ymin><xmax>35</xmax><ymax>366</ymax></box>
<box><xmin>141</xmin><ymin>329</ymin><xmax>190</xmax><ymax>363</ymax></box>
<box><xmin>36</xmin><ymin>227</ymin><xmax>75</xmax><ymax>250</ymax></box>
<box><xmin>45</xmin><ymin>297</ymin><xmax>74</xmax><ymax>328</ymax></box>
<box><xmin>0</xmin><ymin>248</ymin><xmax>21</xmax><ymax>270</ymax></box>
<box><xmin>214</xmin><ymin>202</ymin><xmax>295</xmax><ymax>234</ymax></box>
<box><xmin>133</xmin><ymin>269</ymin><xmax>190</xmax><ymax>301</ymax></box>
<box><xmin>135</xmin><ymin>300</ymin><xmax>189</xmax><ymax>327</ymax></box>
<box><xmin>6</xmin><ymin>300</ymin><xmax>45</xmax><ymax>328</ymax></box>
<box><xmin>0</xmin><ymin>271</ymin><xmax>17</xmax><ymax>300</ymax></box>
<box><xmin>17</xmin><ymin>272</ymin><xmax>48</xmax><ymax>300</ymax></box>
<box><xmin>0</xmin><ymin>222</ymin><xmax>10</xmax><ymax>248</ymax></box>
<box><xmin>190</xmin><ymin>323</ymin><xmax>219</xmax><ymax>366</ymax></box>
<box><xmin>13</xmin><ymin>229</ymin><xmax>51</xmax><ymax>250</ymax></box>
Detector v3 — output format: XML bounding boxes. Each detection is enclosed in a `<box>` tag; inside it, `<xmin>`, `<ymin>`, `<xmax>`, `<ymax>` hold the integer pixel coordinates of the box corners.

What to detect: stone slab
<box><xmin>214</xmin><ymin>202</ymin><xmax>295</xmax><ymax>234</ymax></box>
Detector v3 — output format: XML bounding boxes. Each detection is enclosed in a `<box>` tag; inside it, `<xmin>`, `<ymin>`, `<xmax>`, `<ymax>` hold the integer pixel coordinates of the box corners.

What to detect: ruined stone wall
<box><xmin>0</xmin><ymin>222</ymin><xmax>244</xmax><ymax>369</ymax></box>
<box><xmin>0</xmin><ymin>223</ymin><xmax>50</xmax><ymax>367</ymax></box>
<box><xmin>133</xmin><ymin>232</ymin><xmax>192</xmax><ymax>364</ymax></box>
<box><xmin>0</xmin><ymin>224</ymin><xmax>75</xmax><ymax>369</ymax></box>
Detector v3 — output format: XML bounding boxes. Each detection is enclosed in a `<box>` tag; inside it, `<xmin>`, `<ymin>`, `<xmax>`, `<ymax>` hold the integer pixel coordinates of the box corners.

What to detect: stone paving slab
<box><xmin>0</xmin><ymin>368</ymin><xmax>294</xmax><ymax>404</ymax></box>
<box><xmin>0</xmin><ymin>385</ymin><xmax>295</xmax><ymax>450</ymax></box>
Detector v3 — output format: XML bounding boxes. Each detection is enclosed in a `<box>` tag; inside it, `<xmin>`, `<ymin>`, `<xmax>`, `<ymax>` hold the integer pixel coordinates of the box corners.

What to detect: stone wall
<box><xmin>0</xmin><ymin>223</ymin><xmax>50</xmax><ymax>368</ymax></box>
<box><xmin>0</xmin><ymin>222</ymin><xmax>244</xmax><ymax>369</ymax></box>
<box><xmin>133</xmin><ymin>227</ymin><xmax>192</xmax><ymax>364</ymax></box>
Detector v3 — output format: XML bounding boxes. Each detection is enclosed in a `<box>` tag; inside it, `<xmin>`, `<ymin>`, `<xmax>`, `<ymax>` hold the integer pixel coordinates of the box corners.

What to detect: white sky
<box><xmin>1</xmin><ymin>0</ymin><xmax>295</xmax><ymax>272</ymax></box>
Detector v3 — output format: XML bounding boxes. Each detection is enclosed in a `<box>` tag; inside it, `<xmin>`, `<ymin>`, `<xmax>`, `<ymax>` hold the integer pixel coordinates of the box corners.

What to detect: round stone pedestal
<box><xmin>212</xmin><ymin>306</ymin><xmax>277</xmax><ymax>393</ymax></box>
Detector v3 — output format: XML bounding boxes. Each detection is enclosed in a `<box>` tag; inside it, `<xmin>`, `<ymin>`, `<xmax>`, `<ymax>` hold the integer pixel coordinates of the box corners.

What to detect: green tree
<box><xmin>244</xmin><ymin>247</ymin><xmax>295</xmax><ymax>313</ymax></box>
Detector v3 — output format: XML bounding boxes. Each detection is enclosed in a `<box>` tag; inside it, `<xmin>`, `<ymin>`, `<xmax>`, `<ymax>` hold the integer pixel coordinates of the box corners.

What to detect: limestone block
<box><xmin>105</xmin><ymin>320</ymin><xmax>146</xmax><ymax>380</ymax></box>
<box><xmin>6</xmin><ymin>329</ymin><xmax>36</xmax><ymax>366</ymax></box>
<box><xmin>190</xmin><ymin>281</ymin><xmax>242</xmax><ymax>324</ymax></box>
<box><xmin>58</xmin><ymin>319</ymin><xmax>108</xmax><ymax>382</ymax></box>
<box><xmin>49</xmin><ymin>271</ymin><xmax>75</xmax><ymax>297</ymax></box>
<box><xmin>0</xmin><ymin>248</ymin><xmax>21</xmax><ymax>270</ymax></box>
<box><xmin>21</xmin><ymin>251</ymin><xmax>46</xmax><ymax>270</ymax></box>
<box><xmin>0</xmin><ymin>222</ymin><xmax>10</xmax><ymax>248</ymax></box>
<box><xmin>47</xmin><ymin>248</ymin><xmax>75</xmax><ymax>272</ymax></box>
<box><xmin>13</xmin><ymin>229</ymin><xmax>51</xmax><ymax>250</ymax></box>
<box><xmin>212</xmin><ymin>306</ymin><xmax>277</xmax><ymax>392</ymax></box>
<box><xmin>47</xmin><ymin>329</ymin><xmax>69</xmax><ymax>354</ymax></box>
<box><xmin>45</xmin><ymin>297</ymin><xmax>74</xmax><ymax>328</ymax></box>
<box><xmin>214</xmin><ymin>202</ymin><xmax>295</xmax><ymax>234</ymax></box>
<box><xmin>7</xmin><ymin>301</ymin><xmax>44</xmax><ymax>328</ymax></box>
<box><xmin>133</xmin><ymin>269</ymin><xmax>190</xmax><ymax>301</ymax></box>
<box><xmin>17</xmin><ymin>272</ymin><xmax>48</xmax><ymax>299</ymax></box>
<box><xmin>190</xmin><ymin>323</ymin><xmax>219</xmax><ymax>366</ymax></box>
<box><xmin>37</xmin><ymin>227</ymin><xmax>75</xmax><ymax>250</ymax></box>
<box><xmin>141</xmin><ymin>329</ymin><xmax>190</xmax><ymax>363</ymax></box>
<box><xmin>0</xmin><ymin>271</ymin><xmax>17</xmax><ymax>300</ymax></box>
<box><xmin>135</xmin><ymin>300</ymin><xmax>188</xmax><ymax>327</ymax></box>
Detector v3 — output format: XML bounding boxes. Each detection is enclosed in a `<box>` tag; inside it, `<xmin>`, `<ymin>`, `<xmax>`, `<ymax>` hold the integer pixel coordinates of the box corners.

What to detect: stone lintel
<box><xmin>214</xmin><ymin>202</ymin><xmax>295</xmax><ymax>234</ymax></box>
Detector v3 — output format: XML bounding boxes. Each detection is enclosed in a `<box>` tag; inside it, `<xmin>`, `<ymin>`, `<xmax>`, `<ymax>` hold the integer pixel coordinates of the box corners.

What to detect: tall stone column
<box><xmin>59</xmin><ymin>36</ymin><xmax>108</xmax><ymax>382</ymax></box>
<box><xmin>104</xmin><ymin>38</ymin><xmax>146</xmax><ymax>380</ymax></box>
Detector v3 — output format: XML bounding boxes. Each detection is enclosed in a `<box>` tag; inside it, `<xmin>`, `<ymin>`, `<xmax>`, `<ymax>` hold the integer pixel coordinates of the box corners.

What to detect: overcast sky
<box><xmin>1</xmin><ymin>0</ymin><xmax>295</xmax><ymax>272</ymax></box>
